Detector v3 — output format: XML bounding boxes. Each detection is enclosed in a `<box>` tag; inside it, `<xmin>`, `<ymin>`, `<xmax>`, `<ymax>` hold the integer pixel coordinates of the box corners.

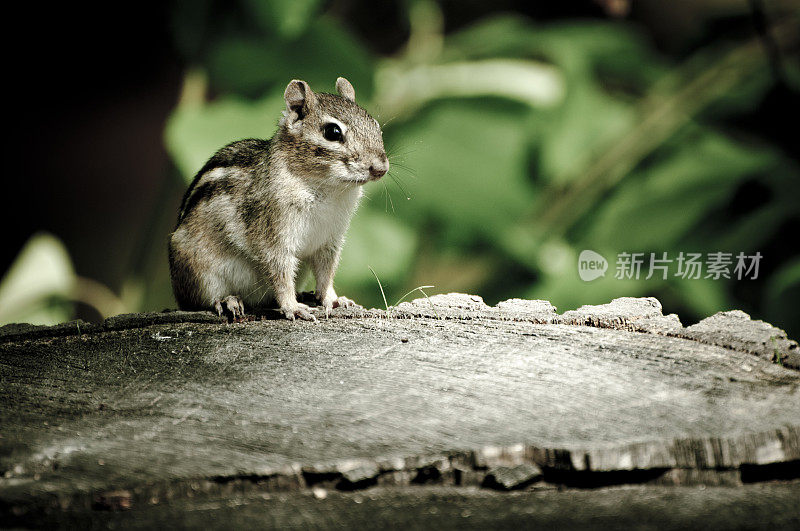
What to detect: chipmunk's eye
<box><xmin>322</xmin><ymin>123</ymin><xmax>343</xmax><ymax>142</ymax></box>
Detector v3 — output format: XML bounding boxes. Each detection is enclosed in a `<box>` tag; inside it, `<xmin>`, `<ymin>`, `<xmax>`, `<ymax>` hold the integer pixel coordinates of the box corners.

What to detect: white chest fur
<box><xmin>292</xmin><ymin>186</ymin><xmax>362</xmax><ymax>258</ymax></box>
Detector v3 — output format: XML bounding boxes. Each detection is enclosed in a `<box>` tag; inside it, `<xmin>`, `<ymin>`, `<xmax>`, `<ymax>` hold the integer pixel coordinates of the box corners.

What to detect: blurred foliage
<box><xmin>0</xmin><ymin>234</ymin><xmax>75</xmax><ymax>325</ymax></box>
<box><xmin>0</xmin><ymin>234</ymin><xmax>128</xmax><ymax>325</ymax></box>
<box><xmin>3</xmin><ymin>0</ymin><xmax>798</xmax><ymax>339</ymax></box>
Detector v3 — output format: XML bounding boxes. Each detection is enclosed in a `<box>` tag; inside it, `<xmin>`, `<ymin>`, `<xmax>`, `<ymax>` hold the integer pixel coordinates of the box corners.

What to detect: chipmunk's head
<box><xmin>280</xmin><ymin>77</ymin><xmax>388</xmax><ymax>185</ymax></box>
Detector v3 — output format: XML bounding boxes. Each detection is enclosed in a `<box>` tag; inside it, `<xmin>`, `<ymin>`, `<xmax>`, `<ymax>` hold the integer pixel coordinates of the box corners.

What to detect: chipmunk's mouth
<box><xmin>341</xmin><ymin>173</ymin><xmax>381</xmax><ymax>184</ymax></box>
<box><xmin>339</xmin><ymin>176</ymin><xmax>368</xmax><ymax>184</ymax></box>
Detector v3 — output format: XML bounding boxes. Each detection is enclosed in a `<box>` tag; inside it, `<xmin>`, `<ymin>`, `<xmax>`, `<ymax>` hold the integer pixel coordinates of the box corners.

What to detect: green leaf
<box><xmin>337</xmin><ymin>209</ymin><xmax>417</xmax><ymax>288</ymax></box>
<box><xmin>524</xmin><ymin>243</ymin><xmax>652</xmax><ymax>312</ymax></box>
<box><xmin>767</xmin><ymin>257</ymin><xmax>800</xmax><ymax>304</ymax></box>
<box><xmin>583</xmin><ymin>130</ymin><xmax>776</xmax><ymax>251</ymax></box>
<box><xmin>668</xmin><ymin>277</ymin><xmax>731</xmax><ymax>322</ymax></box>
<box><xmin>764</xmin><ymin>257</ymin><xmax>800</xmax><ymax>340</ymax></box>
<box><xmin>164</xmin><ymin>93</ymin><xmax>285</xmax><ymax>181</ymax></box>
<box><xmin>382</xmin><ymin>100</ymin><xmax>535</xmax><ymax>242</ymax></box>
<box><xmin>446</xmin><ymin>16</ymin><xmax>663</xmax><ymax>83</ymax></box>
<box><xmin>0</xmin><ymin>233</ymin><xmax>75</xmax><ymax>325</ymax></box>
<box><xmin>442</xmin><ymin>15</ymin><xmax>540</xmax><ymax>61</ymax></box>
<box><xmin>208</xmin><ymin>17</ymin><xmax>374</xmax><ymax>98</ymax></box>
<box><xmin>242</xmin><ymin>0</ymin><xmax>322</xmax><ymax>39</ymax></box>
<box><xmin>538</xmin><ymin>82</ymin><xmax>636</xmax><ymax>184</ymax></box>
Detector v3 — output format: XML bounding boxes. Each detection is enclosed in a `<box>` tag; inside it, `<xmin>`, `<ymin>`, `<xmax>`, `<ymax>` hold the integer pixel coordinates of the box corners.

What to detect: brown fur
<box><xmin>168</xmin><ymin>78</ymin><xmax>388</xmax><ymax>321</ymax></box>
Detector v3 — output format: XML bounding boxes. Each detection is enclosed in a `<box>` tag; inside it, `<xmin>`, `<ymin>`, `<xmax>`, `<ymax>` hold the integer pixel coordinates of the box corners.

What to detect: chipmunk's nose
<box><xmin>369</xmin><ymin>155</ymin><xmax>389</xmax><ymax>179</ymax></box>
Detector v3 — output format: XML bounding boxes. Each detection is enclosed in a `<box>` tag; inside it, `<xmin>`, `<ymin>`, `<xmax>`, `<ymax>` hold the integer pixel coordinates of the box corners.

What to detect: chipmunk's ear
<box><xmin>336</xmin><ymin>77</ymin><xmax>355</xmax><ymax>102</ymax></box>
<box><xmin>283</xmin><ymin>80</ymin><xmax>316</xmax><ymax>123</ymax></box>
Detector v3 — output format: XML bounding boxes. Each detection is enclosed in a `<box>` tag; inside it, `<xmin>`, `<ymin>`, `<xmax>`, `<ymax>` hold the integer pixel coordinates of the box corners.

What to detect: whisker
<box><xmin>381</xmin><ymin>179</ymin><xmax>395</xmax><ymax>213</ymax></box>
<box><xmin>389</xmin><ymin>162</ymin><xmax>417</xmax><ymax>174</ymax></box>
<box><xmin>387</xmin><ymin>147</ymin><xmax>419</xmax><ymax>159</ymax></box>
<box><xmin>387</xmin><ymin>156</ymin><xmax>410</xmax><ymax>166</ymax></box>
<box><xmin>388</xmin><ymin>170</ymin><xmax>409</xmax><ymax>184</ymax></box>
<box><xmin>381</xmin><ymin>115</ymin><xmax>399</xmax><ymax>129</ymax></box>
<box><xmin>240</xmin><ymin>278</ymin><xmax>270</xmax><ymax>307</ymax></box>
<box><xmin>389</xmin><ymin>172</ymin><xmax>412</xmax><ymax>200</ymax></box>
<box><xmin>388</xmin><ymin>167</ymin><xmax>418</xmax><ymax>184</ymax></box>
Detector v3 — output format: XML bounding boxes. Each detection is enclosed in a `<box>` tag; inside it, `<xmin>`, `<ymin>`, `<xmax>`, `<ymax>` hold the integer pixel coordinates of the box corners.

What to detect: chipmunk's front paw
<box><xmin>282</xmin><ymin>302</ymin><xmax>317</xmax><ymax>322</ymax></box>
<box><xmin>214</xmin><ymin>295</ymin><xmax>245</xmax><ymax>321</ymax></box>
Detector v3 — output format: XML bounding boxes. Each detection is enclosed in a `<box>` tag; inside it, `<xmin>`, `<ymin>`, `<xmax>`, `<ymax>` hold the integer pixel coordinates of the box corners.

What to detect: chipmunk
<box><xmin>168</xmin><ymin>77</ymin><xmax>388</xmax><ymax>321</ymax></box>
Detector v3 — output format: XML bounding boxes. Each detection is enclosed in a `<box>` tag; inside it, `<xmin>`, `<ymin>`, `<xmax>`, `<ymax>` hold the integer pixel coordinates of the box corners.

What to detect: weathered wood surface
<box><xmin>1</xmin><ymin>294</ymin><xmax>799</xmax><ymax>527</ymax></box>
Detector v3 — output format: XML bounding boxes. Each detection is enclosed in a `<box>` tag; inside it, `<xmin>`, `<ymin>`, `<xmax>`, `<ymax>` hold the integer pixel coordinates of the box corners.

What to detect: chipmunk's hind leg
<box><xmin>214</xmin><ymin>295</ymin><xmax>245</xmax><ymax>321</ymax></box>
<box><xmin>170</xmin><ymin>226</ymin><xmax>252</xmax><ymax>320</ymax></box>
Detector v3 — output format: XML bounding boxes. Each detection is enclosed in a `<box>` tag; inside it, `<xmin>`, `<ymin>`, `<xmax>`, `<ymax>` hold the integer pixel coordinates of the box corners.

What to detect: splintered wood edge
<box><xmin>5</xmin><ymin>294</ymin><xmax>794</xmax><ymax>369</ymax></box>
<box><xmin>291</xmin><ymin>424</ymin><xmax>800</xmax><ymax>484</ymax></box>
<box><xmin>44</xmin><ymin>424</ymin><xmax>800</xmax><ymax>509</ymax></box>
<box><xmin>6</xmin><ymin>425</ymin><xmax>797</xmax><ymax>515</ymax></box>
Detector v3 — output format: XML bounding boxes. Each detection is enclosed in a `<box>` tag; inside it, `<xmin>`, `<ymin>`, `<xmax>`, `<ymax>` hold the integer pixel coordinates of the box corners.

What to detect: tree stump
<box><xmin>1</xmin><ymin>295</ymin><xmax>799</xmax><ymax>528</ymax></box>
